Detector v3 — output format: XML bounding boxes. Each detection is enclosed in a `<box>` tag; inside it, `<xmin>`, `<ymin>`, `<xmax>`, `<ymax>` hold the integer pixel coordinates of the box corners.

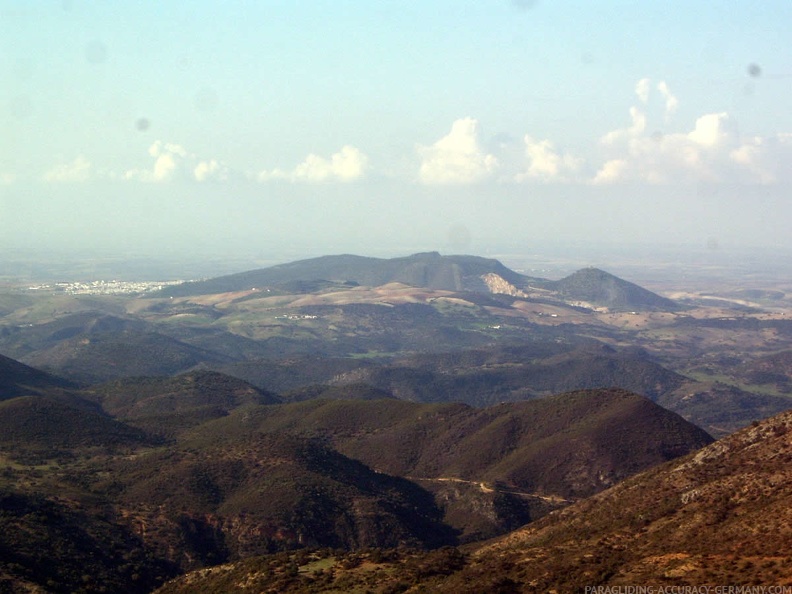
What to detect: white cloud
<box><xmin>589</xmin><ymin>77</ymin><xmax>792</xmax><ymax>185</ymax></box>
<box><xmin>124</xmin><ymin>140</ymin><xmax>231</xmax><ymax>183</ymax></box>
<box><xmin>729</xmin><ymin>133</ymin><xmax>792</xmax><ymax>185</ymax></box>
<box><xmin>194</xmin><ymin>159</ymin><xmax>229</xmax><ymax>182</ymax></box>
<box><xmin>43</xmin><ymin>156</ymin><xmax>92</xmax><ymax>182</ymax></box>
<box><xmin>687</xmin><ymin>112</ymin><xmax>736</xmax><ymax>147</ymax></box>
<box><xmin>591</xmin><ymin>158</ymin><xmax>629</xmax><ymax>185</ymax></box>
<box><xmin>417</xmin><ymin>118</ymin><xmax>498</xmax><ymax>184</ymax></box>
<box><xmin>515</xmin><ymin>135</ymin><xmax>582</xmax><ymax>183</ymax></box>
<box><xmin>657</xmin><ymin>81</ymin><xmax>679</xmax><ymax>118</ymax></box>
<box><xmin>635</xmin><ymin>77</ymin><xmax>679</xmax><ymax>121</ymax></box>
<box><xmin>124</xmin><ymin>141</ymin><xmax>189</xmax><ymax>182</ymax></box>
<box><xmin>257</xmin><ymin>145</ymin><xmax>368</xmax><ymax>183</ymax></box>
<box><xmin>635</xmin><ymin>78</ymin><xmax>651</xmax><ymax>104</ymax></box>
<box><xmin>592</xmin><ymin>107</ymin><xmax>792</xmax><ymax>185</ymax></box>
<box><xmin>601</xmin><ymin>106</ymin><xmax>647</xmax><ymax>146</ymax></box>
<box><xmin>293</xmin><ymin>145</ymin><xmax>368</xmax><ymax>182</ymax></box>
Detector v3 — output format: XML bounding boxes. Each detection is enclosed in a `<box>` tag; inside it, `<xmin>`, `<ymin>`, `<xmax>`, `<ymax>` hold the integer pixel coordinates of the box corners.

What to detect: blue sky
<box><xmin>2</xmin><ymin>1</ymin><xmax>792</xmax><ymax>261</ymax></box>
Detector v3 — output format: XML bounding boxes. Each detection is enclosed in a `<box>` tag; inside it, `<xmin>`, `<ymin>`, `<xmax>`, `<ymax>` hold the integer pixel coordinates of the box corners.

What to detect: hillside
<box><xmin>110</xmin><ymin>433</ymin><xmax>456</xmax><ymax>556</ymax></box>
<box><xmin>734</xmin><ymin>349</ymin><xmax>792</xmax><ymax>391</ymax></box>
<box><xmin>0</xmin><ymin>352</ymin><xmax>74</xmax><ymax>400</ymax></box>
<box><xmin>183</xmin><ymin>388</ymin><xmax>713</xmax><ymax>541</ymax></box>
<box><xmin>84</xmin><ymin>370</ymin><xmax>281</xmax><ymax>436</ymax></box>
<box><xmin>159</xmin><ymin>252</ymin><xmax>678</xmax><ymax>314</ymax></box>
<box><xmin>427</xmin><ymin>406</ymin><xmax>792</xmax><ymax>591</ymax></box>
<box><xmin>0</xmin><ymin>311</ymin><xmax>148</xmax><ymax>360</ymax></box>
<box><xmin>330</xmin><ymin>344</ymin><xmax>686</xmax><ymax>406</ymax></box>
<box><xmin>156</xmin><ymin>406</ymin><xmax>792</xmax><ymax>593</ymax></box>
<box><xmin>160</xmin><ymin>252</ymin><xmax>535</xmax><ymax>297</ymax></box>
<box><xmin>545</xmin><ymin>267</ymin><xmax>678</xmax><ymax>311</ymax></box>
<box><xmin>0</xmin><ymin>487</ymin><xmax>174</xmax><ymax>594</ymax></box>
<box><xmin>20</xmin><ymin>330</ymin><xmax>233</xmax><ymax>385</ymax></box>
<box><xmin>0</xmin><ymin>394</ymin><xmax>150</xmax><ymax>451</ymax></box>
<box><xmin>0</xmin><ymin>385</ymin><xmax>713</xmax><ymax>593</ymax></box>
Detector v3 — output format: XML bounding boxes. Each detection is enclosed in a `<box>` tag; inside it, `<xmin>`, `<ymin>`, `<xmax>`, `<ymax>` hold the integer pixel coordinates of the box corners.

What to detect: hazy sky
<box><xmin>2</xmin><ymin>1</ymin><xmax>792</xmax><ymax>260</ymax></box>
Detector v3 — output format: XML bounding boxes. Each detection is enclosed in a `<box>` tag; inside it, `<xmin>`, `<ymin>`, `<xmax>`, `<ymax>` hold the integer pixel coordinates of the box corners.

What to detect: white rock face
<box><xmin>479</xmin><ymin>273</ymin><xmax>528</xmax><ymax>298</ymax></box>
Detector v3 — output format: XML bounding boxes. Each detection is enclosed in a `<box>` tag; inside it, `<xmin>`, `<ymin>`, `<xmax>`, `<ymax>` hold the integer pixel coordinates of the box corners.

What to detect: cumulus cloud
<box><xmin>515</xmin><ymin>135</ymin><xmax>582</xmax><ymax>183</ymax></box>
<box><xmin>657</xmin><ymin>81</ymin><xmax>679</xmax><ymax>118</ymax></box>
<box><xmin>43</xmin><ymin>156</ymin><xmax>92</xmax><ymax>182</ymax></box>
<box><xmin>590</xmin><ymin>77</ymin><xmax>792</xmax><ymax>184</ymax></box>
<box><xmin>194</xmin><ymin>159</ymin><xmax>229</xmax><ymax>182</ymax></box>
<box><xmin>600</xmin><ymin>106</ymin><xmax>647</xmax><ymax>146</ymax></box>
<box><xmin>257</xmin><ymin>145</ymin><xmax>368</xmax><ymax>183</ymax></box>
<box><xmin>634</xmin><ymin>77</ymin><xmax>679</xmax><ymax>122</ymax></box>
<box><xmin>123</xmin><ymin>141</ymin><xmax>229</xmax><ymax>183</ymax></box>
<box><xmin>417</xmin><ymin>118</ymin><xmax>498</xmax><ymax>184</ymax></box>
<box><xmin>124</xmin><ymin>141</ymin><xmax>189</xmax><ymax>182</ymax></box>
<box><xmin>593</xmin><ymin>105</ymin><xmax>792</xmax><ymax>185</ymax></box>
<box><xmin>729</xmin><ymin>133</ymin><xmax>792</xmax><ymax>185</ymax></box>
<box><xmin>687</xmin><ymin>112</ymin><xmax>736</xmax><ymax>146</ymax></box>
<box><xmin>635</xmin><ymin>78</ymin><xmax>651</xmax><ymax>104</ymax></box>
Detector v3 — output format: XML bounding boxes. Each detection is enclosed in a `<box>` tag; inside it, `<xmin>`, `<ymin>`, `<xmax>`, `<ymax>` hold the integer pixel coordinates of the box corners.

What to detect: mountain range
<box><xmin>0</xmin><ymin>349</ymin><xmax>712</xmax><ymax>592</ymax></box>
<box><xmin>161</xmin><ymin>252</ymin><xmax>678</xmax><ymax>312</ymax></box>
<box><xmin>2</xmin><ymin>251</ymin><xmax>792</xmax><ymax>592</ymax></box>
<box><xmin>154</xmin><ymin>405</ymin><xmax>792</xmax><ymax>592</ymax></box>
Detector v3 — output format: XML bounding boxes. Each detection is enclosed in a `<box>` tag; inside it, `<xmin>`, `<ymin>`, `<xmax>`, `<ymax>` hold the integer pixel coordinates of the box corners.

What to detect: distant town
<box><xmin>25</xmin><ymin>279</ymin><xmax>186</xmax><ymax>296</ymax></box>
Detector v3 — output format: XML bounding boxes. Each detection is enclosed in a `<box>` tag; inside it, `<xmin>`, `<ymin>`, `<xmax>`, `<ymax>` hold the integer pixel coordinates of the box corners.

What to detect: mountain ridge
<box><xmin>161</xmin><ymin>252</ymin><xmax>676</xmax><ymax>311</ymax></box>
<box><xmin>0</xmin><ymin>352</ymin><xmax>75</xmax><ymax>400</ymax></box>
<box><xmin>153</xmin><ymin>405</ymin><xmax>792</xmax><ymax>593</ymax></box>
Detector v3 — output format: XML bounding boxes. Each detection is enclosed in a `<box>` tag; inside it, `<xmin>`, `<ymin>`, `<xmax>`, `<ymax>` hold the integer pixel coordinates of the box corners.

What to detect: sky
<box><xmin>2</xmin><ymin>0</ymin><xmax>792</xmax><ymax>264</ymax></box>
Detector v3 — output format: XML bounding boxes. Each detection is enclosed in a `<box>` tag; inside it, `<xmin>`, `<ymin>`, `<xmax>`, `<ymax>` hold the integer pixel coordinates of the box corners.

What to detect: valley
<box><xmin>1</xmin><ymin>251</ymin><xmax>792</xmax><ymax>592</ymax></box>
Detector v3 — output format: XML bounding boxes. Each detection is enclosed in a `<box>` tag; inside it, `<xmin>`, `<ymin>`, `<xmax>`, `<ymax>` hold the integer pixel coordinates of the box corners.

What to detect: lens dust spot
<box><xmin>135</xmin><ymin>118</ymin><xmax>151</xmax><ymax>132</ymax></box>
<box><xmin>747</xmin><ymin>63</ymin><xmax>762</xmax><ymax>78</ymax></box>
<box><xmin>85</xmin><ymin>40</ymin><xmax>108</xmax><ymax>64</ymax></box>
<box><xmin>447</xmin><ymin>224</ymin><xmax>472</xmax><ymax>254</ymax></box>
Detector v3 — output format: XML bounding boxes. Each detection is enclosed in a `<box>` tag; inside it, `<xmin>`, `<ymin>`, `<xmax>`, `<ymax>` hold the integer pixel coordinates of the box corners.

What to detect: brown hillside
<box><xmin>155</xmin><ymin>407</ymin><xmax>792</xmax><ymax>593</ymax></box>
<box><xmin>186</xmin><ymin>389</ymin><xmax>712</xmax><ymax>541</ymax></box>
<box><xmin>433</xmin><ymin>407</ymin><xmax>792</xmax><ymax>591</ymax></box>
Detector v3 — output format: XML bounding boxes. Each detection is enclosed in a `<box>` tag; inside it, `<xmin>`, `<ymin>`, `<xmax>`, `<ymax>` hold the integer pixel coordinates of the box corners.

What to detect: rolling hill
<box><xmin>180</xmin><ymin>388</ymin><xmax>713</xmax><ymax>541</ymax></box>
<box><xmin>87</xmin><ymin>370</ymin><xmax>280</xmax><ymax>418</ymax></box>
<box><xmin>84</xmin><ymin>370</ymin><xmax>282</xmax><ymax>436</ymax></box>
<box><xmin>160</xmin><ymin>252</ymin><xmax>534</xmax><ymax>297</ymax></box>
<box><xmin>159</xmin><ymin>252</ymin><xmax>676</xmax><ymax>312</ymax></box>
<box><xmin>423</xmin><ymin>405</ymin><xmax>792</xmax><ymax>591</ymax></box>
<box><xmin>0</xmin><ymin>395</ymin><xmax>151</xmax><ymax>452</ymax></box>
<box><xmin>546</xmin><ymin>266</ymin><xmax>679</xmax><ymax>311</ymax></box>
<box><xmin>0</xmin><ymin>382</ymin><xmax>713</xmax><ymax>593</ymax></box>
<box><xmin>155</xmin><ymin>405</ymin><xmax>792</xmax><ymax>593</ymax></box>
<box><xmin>0</xmin><ymin>352</ymin><xmax>74</xmax><ymax>400</ymax></box>
<box><xmin>20</xmin><ymin>330</ymin><xmax>233</xmax><ymax>385</ymax></box>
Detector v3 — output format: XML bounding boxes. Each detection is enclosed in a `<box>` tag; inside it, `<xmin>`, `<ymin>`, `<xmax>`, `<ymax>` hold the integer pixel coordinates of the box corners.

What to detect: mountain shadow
<box><xmin>0</xmin><ymin>351</ymin><xmax>75</xmax><ymax>400</ymax></box>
